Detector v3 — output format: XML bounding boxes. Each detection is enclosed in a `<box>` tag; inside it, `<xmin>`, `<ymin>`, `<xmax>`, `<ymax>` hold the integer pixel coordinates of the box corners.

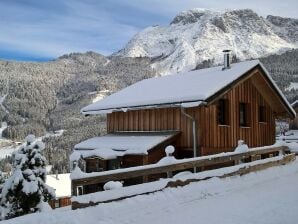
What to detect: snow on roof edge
<box><xmin>258</xmin><ymin>62</ymin><xmax>296</xmax><ymax>118</ymax></box>
<box><xmin>81</xmin><ymin>60</ymin><xmax>294</xmax><ymax>118</ymax></box>
<box><xmin>82</xmin><ymin>60</ymin><xmax>260</xmax><ymax>115</ymax></box>
<box><xmin>81</xmin><ymin>100</ymin><xmax>205</xmax><ymax>115</ymax></box>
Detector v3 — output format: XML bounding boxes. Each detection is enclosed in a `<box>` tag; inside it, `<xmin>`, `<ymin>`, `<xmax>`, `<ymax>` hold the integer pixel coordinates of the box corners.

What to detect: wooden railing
<box><xmin>71</xmin><ymin>145</ymin><xmax>289</xmax><ymax>196</ymax></box>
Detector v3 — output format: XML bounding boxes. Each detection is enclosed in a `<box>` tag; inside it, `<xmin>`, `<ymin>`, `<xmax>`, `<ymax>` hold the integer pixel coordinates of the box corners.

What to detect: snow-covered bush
<box><xmin>0</xmin><ymin>135</ymin><xmax>55</xmax><ymax>220</ymax></box>
<box><xmin>103</xmin><ymin>181</ymin><xmax>123</xmax><ymax>191</ymax></box>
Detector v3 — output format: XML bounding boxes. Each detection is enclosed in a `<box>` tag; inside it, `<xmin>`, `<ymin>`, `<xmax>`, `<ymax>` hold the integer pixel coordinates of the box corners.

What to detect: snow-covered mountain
<box><xmin>115</xmin><ymin>9</ymin><xmax>298</xmax><ymax>74</ymax></box>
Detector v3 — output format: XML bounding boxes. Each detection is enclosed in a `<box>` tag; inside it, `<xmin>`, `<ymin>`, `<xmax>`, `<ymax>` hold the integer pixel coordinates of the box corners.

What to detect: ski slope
<box><xmin>3</xmin><ymin>158</ymin><xmax>298</xmax><ymax>224</ymax></box>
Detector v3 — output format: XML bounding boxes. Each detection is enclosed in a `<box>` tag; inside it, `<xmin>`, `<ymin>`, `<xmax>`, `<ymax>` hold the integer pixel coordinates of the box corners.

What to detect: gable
<box><xmin>206</xmin><ymin>65</ymin><xmax>295</xmax><ymax>119</ymax></box>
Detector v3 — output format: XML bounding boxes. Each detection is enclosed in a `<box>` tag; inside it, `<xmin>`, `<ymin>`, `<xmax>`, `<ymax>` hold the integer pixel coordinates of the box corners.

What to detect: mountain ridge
<box><xmin>115</xmin><ymin>8</ymin><xmax>298</xmax><ymax>74</ymax></box>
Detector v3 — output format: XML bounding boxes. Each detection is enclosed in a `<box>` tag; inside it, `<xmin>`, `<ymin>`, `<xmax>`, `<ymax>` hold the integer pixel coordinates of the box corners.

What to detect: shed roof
<box><xmin>71</xmin><ymin>131</ymin><xmax>179</xmax><ymax>160</ymax></box>
<box><xmin>81</xmin><ymin>60</ymin><xmax>295</xmax><ymax>118</ymax></box>
<box><xmin>46</xmin><ymin>173</ymin><xmax>71</xmax><ymax>198</ymax></box>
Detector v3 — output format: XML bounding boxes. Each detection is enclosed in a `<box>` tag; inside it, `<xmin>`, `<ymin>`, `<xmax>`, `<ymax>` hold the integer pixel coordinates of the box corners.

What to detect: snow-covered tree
<box><xmin>0</xmin><ymin>171</ymin><xmax>6</xmax><ymax>194</ymax></box>
<box><xmin>0</xmin><ymin>135</ymin><xmax>55</xmax><ymax>220</ymax></box>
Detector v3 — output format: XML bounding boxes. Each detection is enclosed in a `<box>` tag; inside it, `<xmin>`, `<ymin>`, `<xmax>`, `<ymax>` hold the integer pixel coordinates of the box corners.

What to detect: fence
<box><xmin>71</xmin><ymin>145</ymin><xmax>289</xmax><ymax>197</ymax></box>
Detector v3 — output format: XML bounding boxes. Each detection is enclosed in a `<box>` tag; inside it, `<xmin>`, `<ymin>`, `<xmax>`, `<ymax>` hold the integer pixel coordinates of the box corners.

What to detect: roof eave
<box><xmin>81</xmin><ymin>100</ymin><xmax>206</xmax><ymax>115</ymax></box>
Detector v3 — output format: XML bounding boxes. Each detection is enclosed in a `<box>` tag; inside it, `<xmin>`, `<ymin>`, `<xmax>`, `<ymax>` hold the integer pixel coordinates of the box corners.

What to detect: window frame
<box><xmin>239</xmin><ymin>102</ymin><xmax>250</xmax><ymax>127</ymax></box>
<box><xmin>217</xmin><ymin>99</ymin><xmax>229</xmax><ymax>126</ymax></box>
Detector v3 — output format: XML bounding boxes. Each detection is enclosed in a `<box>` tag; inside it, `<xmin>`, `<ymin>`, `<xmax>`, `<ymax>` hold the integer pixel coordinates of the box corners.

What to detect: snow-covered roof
<box><xmin>46</xmin><ymin>173</ymin><xmax>71</xmax><ymax>198</ymax></box>
<box><xmin>71</xmin><ymin>132</ymin><xmax>179</xmax><ymax>161</ymax></box>
<box><xmin>81</xmin><ymin>60</ymin><xmax>295</xmax><ymax>118</ymax></box>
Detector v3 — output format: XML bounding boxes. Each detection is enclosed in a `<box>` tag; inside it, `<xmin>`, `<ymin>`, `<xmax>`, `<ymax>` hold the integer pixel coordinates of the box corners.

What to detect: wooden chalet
<box><xmin>71</xmin><ymin>55</ymin><xmax>295</xmax><ymax>194</ymax></box>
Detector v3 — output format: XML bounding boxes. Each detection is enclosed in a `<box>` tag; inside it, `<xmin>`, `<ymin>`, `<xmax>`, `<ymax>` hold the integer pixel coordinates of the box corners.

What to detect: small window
<box><xmin>77</xmin><ymin>186</ymin><xmax>83</xmax><ymax>196</ymax></box>
<box><xmin>259</xmin><ymin>106</ymin><xmax>266</xmax><ymax>122</ymax></box>
<box><xmin>239</xmin><ymin>103</ymin><xmax>250</xmax><ymax>127</ymax></box>
<box><xmin>217</xmin><ymin>99</ymin><xmax>229</xmax><ymax>125</ymax></box>
<box><xmin>54</xmin><ymin>200</ymin><xmax>60</xmax><ymax>208</ymax></box>
<box><xmin>108</xmin><ymin>159</ymin><xmax>120</xmax><ymax>170</ymax></box>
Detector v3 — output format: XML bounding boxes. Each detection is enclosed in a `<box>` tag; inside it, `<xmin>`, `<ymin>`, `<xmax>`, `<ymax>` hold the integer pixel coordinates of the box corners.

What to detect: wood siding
<box><xmin>49</xmin><ymin>197</ymin><xmax>71</xmax><ymax>209</ymax></box>
<box><xmin>107</xmin><ymin>73</ymin><xmax>275</xmax><ymax>156</ymax></box>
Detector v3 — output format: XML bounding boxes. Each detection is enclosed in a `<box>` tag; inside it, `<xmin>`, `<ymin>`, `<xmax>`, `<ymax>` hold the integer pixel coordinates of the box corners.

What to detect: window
<box><xmin>108</xmin><ymin>159</ymin><xmax>120</xmax><ymax>170</ymax></box>
<box><xmin>217</xmin><ymin>99</ymin><xmax>229</xmax><ymax>125</ymax></box>
<box><xmin>239</xmin><ymin>103</ymin><xmax>250</xmax><ymax>127</ymax></box>
<box><xmin>54</xmin><ymin>200</ymin><xmax>60</xmax><ymax>208</ymax></box>
<box><xmin>77</xmin><ymin>186</ymin><xmax>83</xmax><ymax>196</ymax></box>
<box><xmin>259</xmin><ymin>106</ymin><xmax>266</xmax><ymax>122</ymax></box>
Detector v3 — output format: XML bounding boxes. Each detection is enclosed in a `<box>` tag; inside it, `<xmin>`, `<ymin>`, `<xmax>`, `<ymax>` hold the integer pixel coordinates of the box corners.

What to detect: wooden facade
<box><xmin>49</xmin><ymin>197</ymin><xmax>71</xmax><ymax>209</ymax></box>
<box><xmin>107</xmin><ymin>69</ymin><xmax>277</xmax><ymax>156</ymax></box>
<box><xmin>80</xmin><ymin>133</ymin><xmax>178</xmax><ymax>193</ymax></box>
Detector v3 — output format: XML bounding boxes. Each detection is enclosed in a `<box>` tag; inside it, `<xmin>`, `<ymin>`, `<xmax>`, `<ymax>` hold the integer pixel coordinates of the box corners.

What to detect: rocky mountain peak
<box><xmin>170</xmin><ymin>8</ymin><xmax>215</xmax><ymax>25</ymax></box>
<box><xmin>116</xmin><ymin>8</ymin><xmax>298</xmax><ymax>75</ymax></box>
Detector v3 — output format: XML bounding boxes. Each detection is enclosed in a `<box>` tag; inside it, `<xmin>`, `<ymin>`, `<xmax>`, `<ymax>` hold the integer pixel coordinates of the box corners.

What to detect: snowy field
<box><xmin>0</xmin><ymin>129</ymin><xmax>64</xmax><ymax>159</ymax></box>
<box><xmin>3</xmin><ymin>157</ymin><xmax>298</xmax><ymax>224</ymax></box>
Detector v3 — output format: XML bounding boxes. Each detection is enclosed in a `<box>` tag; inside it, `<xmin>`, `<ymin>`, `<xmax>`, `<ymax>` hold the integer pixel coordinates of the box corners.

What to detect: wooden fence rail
<box><xmin>71</xmin><ymin>145</ymin><xmax>288</xmax><ymax>196</ymax></box>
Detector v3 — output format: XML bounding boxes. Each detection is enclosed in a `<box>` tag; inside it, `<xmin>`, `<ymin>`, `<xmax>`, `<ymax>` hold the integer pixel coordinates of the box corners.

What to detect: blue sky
<box><xmin>0</xmin><ymin>0</ymin><xmax>297</xmax><ymax>61</ymax></box>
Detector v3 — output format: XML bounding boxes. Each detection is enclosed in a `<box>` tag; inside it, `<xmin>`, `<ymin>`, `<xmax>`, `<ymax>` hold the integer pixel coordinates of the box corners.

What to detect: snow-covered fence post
<box><xmin>234</xmin><ymin>140</ymin><xmax>248</xmax><ymax>164</ymax></box>
<box><xmin>278</xmin><ymin>147</ymin><xmax>285</xmax><ymax>156</ymax></box>
<box><xmin>164</xmin><ymin>146</ymin><xmax>175</xmax><ymax>178</ymax></box>
<box><xmin>156</xmin><ymin>145</ymin><xmax>176</xmax><ymax>178</ymax></box>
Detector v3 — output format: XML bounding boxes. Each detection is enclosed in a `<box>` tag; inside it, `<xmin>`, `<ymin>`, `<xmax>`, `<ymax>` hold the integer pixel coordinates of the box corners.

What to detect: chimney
<box><xmin>222</xmin><ymin>50</ymin><xmax>231</xmax><ymax>70</ymax></box>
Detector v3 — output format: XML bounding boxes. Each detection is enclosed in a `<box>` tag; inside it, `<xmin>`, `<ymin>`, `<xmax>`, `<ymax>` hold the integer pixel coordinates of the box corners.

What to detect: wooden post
<box><xmin>142</xmin><ymin>155</ymin><xmax>149</xmax><ymax>183</ymax></box>
<box><xmin>71</xmin><ymin>182</ymin><xmax>77</xmax><ymax>196</ymax></box>
<box><xmin>279</xmin><ymin>147</ymin><xmax>285</xmax><ymax>156</ymax></box>
<box><xmin>251</xmin><ymin>154</ymin><xmax>261</xmax><ymax>161</ymax></box>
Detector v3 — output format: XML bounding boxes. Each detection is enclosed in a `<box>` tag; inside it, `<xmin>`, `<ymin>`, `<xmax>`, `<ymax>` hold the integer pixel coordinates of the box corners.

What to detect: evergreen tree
<box><xmin>0</xmin><ymin>135</ymin><xmax>55</xmax><ymax>220</ymax></box>
<box><xmin>0</xmin><ymin>171</ymin><xmax>6</xmax><ymax>195</ymax></box>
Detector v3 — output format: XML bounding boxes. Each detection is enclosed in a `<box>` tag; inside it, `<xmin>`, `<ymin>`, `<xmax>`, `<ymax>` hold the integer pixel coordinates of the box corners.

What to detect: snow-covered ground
<box><xmin>277</xmin><ymin>130</ymin><xmax>298</xmax><ymax>142</ymax></box>
<box><xmin>0</xmin><ymin>129</ymin><xmax>65</xmax><ymax>159</ymax></box>
<box><xmin>88</xmin><ymin>90</ymin><xmax>111</xmax><ymax>103</ymax></box>
<box><xmin>0</xmin><ymin>122</ymin><xmax>19</xmax><ymax>159</ymax></box>
<box><xmin>0</xmin><ymin>94</ymin><xmax>9</xmax><ymax>114</ymax></box>
<box><xmin>286</xmin><ymin>82</ymin><xmax>298</xmax><ymax>91</ymax></box>
<box><xmin>0</xmin><ymin>145</ymin><xmax>19</xmax><ymax>160</ymax></box>
<box><xmin>3</xmin><ymin>157</ymin><xmax>298</xmax><ymax>224</ymax></box>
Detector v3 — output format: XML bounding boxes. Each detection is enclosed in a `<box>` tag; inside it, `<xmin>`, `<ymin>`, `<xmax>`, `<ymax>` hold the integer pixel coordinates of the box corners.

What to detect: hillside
<box><xmin>1</xmin><ymin>49</ymin><xmax>296</xmax><ymax>173</ymax></box>
<box><xmin>115</xmin><ymin>9</ymin><xmax>298</xmax><ymax>74</ymax></box>
<box><xmin>0</xmin><ymin>9</ymin><xmax>297</xmax><ymax>173</ymax></box>
<box><xmin>0</xmin><ymin>52</ymin><xmax>156</xmax><ymax>172</ymax></box>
